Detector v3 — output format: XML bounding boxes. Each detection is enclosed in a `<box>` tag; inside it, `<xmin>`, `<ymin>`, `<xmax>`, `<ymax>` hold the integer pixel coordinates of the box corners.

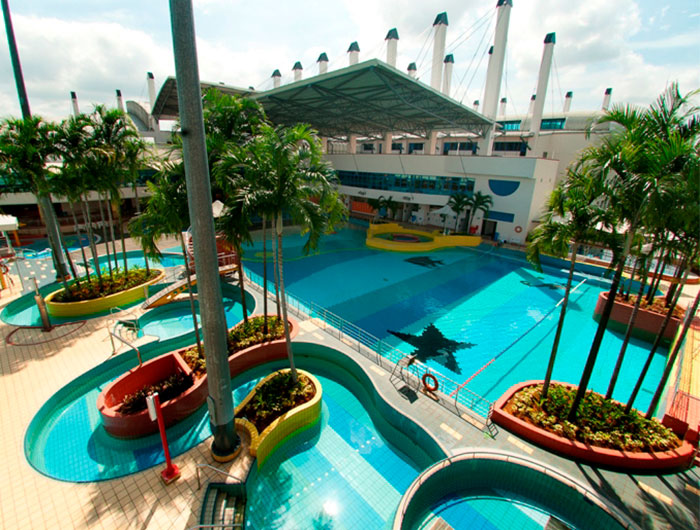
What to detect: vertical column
<box><xmin>481</xmin><ymin>1</ymin><xmax>512</xmax><ymax>119</ymax></box>
<box><xmin>430</xmin><ymin>12</ymin><xmax>448</xmax><ymax>90</ymax></box>
<box><xmin>602</xmin><ymin>87</ymin><xmax>612</xmax><ymax>110</ymax></box>
<box><xmin>116</xmin><ymin>89</ymin><xmax>125</xmax><ymax>112</ymax></box>
<box><xmin>563</xmin><ymin>91</ymin><xmax>572</xmax><ymax>113</ymax></box>
<box><xmin>317</xmin><ymin>53</ymin><xmax>329</xmax><ymax>74</ymax></box>
<box><xmin>407</xmin><ymin>62</ymin><xmax>417</xmax><ymax>78</ymax></box>
<box><xmin>293</xmin><ymin>61</ymin><xmax>302</xmax><ymax>82</ymax></box>
<box><xmin>147</xmin><ymin>72</ymin><xmax>160</xmax><ymax>132</ymax></box>
<box><xmin>70</xmin><ymin>91</ymin><xmax>80</xmax><ymax>116</ymax></box>
<box><xmin>271</xmin><ymin>69</ymin><xmax>281</xmax><ymax>88</ymax></box>
<box><xmin>348</xmin><ymin>42</ymin><xmax>360</xmax><ymax>65</ymax></box>
<box><xmin>442</xmin><ymin>54</ymin><xmax>454</xmax><ymax>96</ymax></box>
<box><xmin>385</xmin><ymin>28</ymin><xmax>398</xmax><ymax>67</ymax></box>
<box><xmin>529</xmin><ymin>33</ymin><xmax>556</xmax><ymax>135</ymax></box>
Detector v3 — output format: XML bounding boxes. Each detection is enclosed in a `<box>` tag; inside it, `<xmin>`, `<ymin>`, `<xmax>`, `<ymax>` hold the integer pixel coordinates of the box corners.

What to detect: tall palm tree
<box><xmin>447</xmin><ymin>193</ymin><xmax>471</xmax><ymax>232</ymax></box>
<box><xmin>248</xmin><ymin>123</ymin><xmax>347</xmax><ymax>382</ymax></box>
<box><xmin>0</xmin><ymin>116</ymin><xmax>70</xmax><ymax>290</ymax></box>
<box><xmin>526</xmin><ymin>168</ymin><xmax>608</xmax><ymax>401</ymax></box>
<box><xmin>466</xmin><ymin>191</ymin><xmax>493</xmax><ymax>232</ymax></box>
<box><xmin>133</xmin><ymin>163</ymin><xmax>203</xmax><ymax>355</ymax></box>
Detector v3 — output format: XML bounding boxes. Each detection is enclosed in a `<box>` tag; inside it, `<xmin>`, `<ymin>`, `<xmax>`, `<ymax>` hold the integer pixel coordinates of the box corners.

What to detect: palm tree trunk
<box><xmin>277</xmin><ymin>213</ymin><xmax>297</xmax><ymax>382</ymax></box>
<box><xmin>541</xmin><ymin>244</ymin><xmax>578</xmax><ymax>401</ymax></box>
<box><xmin>179</xmin><ymin>232</ymin><xmax>203</xmax><ymax>355</ymax></box>
<box><xmin>625</xmin><ymin>265</ymin><xmax>689</xmax><ymax>414</ymax></box>
<box><xmin>234</xmin><ymin>239</ymin><xmax>248</xmax><ymax>324</ymax></box>
<box><xmin>97</xmin><ymin>197</ymin><xmax>113</xmax><ymax>278</ymax></box>
<box><xmin>568</xmin><ymin>256</ymin><xmax>626</xmax><ymax>421</ymax></box>
<box><xmin>116</xmin><ymin>201</ymin><xmax>128</xmax><ymax>275</ymax></box>
<box><xmin>59</xmin><ymin>230</ymin><xmax>80</xmax><ymax>287</ymax></box>
<box><xmin>647</xmin><ymin>246</ymin><xmax>669</xmax><ymax>303</ymax></box>
<box><xmin>664</xmin><ymin>258</ymin><xmax>685</xmax><ymax>307</ymax></box>
<box><xmin>606</xmin><ymin>263</ymin><xmax>649</xmax><ymax>400</ymax></box>
<box><xmin>69</xmin><ymin>202</ymin><xmax>90</xmax><ymax>281</ymax></box>
<box><xmin>262</xmin><ymin>214</ymin><xmax>268</xmax><ymax>334</ymax></box>
<box><xmin>273</xmin><ymin>227</ymin><xmax>281</xmax><ymax>320</ymax></box>
<box><xmin>645</xmin><ymin>288</ymin><xmax>700</xmax><ymax>419</ymax></box>
<box><xmin>82</xmin><ymin>200</ymin><xmax>103</xmax><ymax>287</ymax></box>
<box><xmin>105</xmin><ymin>195</ymin><xmax>119</xmax><ymax>273</ymax></box>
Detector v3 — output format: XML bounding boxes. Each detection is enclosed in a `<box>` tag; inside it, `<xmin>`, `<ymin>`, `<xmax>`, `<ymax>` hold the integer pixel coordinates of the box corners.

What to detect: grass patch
<box><xmin>506</xmin><ymin>383</ymin><xmax>681</xmax><ymax>452</ymax></box>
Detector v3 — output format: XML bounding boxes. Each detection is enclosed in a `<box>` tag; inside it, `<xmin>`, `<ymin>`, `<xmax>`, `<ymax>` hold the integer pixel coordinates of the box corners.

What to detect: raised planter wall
<box><xmin>491</xmin><ymin>381</ymin><xmax>697</xmax><ymax>472</ymax></box>
<box><xmin>235</xmin><ymin>369</ymin><xmax>322</xmax><ymax>469</ymax></box>
<box><xmin>45</xmin><ymin>270</ymin><xmax>165</xmax><ymax>317</ymax></box>
<box><xmin>366</xmin><ymin>222</ymin><xmax>481</xmax><ymax>252</ymax></box>
<box><xmin>594</xmin><ymin>291</ymin><xmax>682</xmax><ymax>343</ymax></box>
<box><xmin>97</xmin><ymin>351</ymin><xmax>208</xmax><ymax>439</ymax></box>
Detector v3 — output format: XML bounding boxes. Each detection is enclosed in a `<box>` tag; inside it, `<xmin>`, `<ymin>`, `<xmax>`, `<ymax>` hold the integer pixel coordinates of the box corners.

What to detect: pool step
<box><xmin>200</xmin><ymin>483</ymin><xmax>246</xmax><ymax>529</ymax></box>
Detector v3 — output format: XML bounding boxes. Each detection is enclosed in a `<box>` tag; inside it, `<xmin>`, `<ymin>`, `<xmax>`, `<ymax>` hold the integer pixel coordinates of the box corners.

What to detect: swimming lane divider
<box><xmin>450</xmin><ymin>278</ymin><xmax>588</xmax><ymax>397</ymax></box>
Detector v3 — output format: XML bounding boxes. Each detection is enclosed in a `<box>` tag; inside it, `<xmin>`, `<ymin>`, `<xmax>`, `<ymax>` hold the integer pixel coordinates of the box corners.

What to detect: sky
<box><xmin>1</xmin><ymin>0</ymin><xmax>698</xmax><ymax>124</ymax></box>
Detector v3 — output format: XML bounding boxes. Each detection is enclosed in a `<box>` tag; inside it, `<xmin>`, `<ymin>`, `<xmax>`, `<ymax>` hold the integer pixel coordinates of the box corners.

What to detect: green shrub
<box><xmin>53</xmin><ymin>268</ymin><xmax>160</xmax><ymax>303</ymax></box>
<box><xmin>181</xmin><ymin>316</ymin><xmax>286</xmax><ymax>375</ymax></box>
<box><xmin>118</xmin><ymin>371</ymin><xmax>194</xmax><ymax>415</ymax></box>
<box><xmin>509</xmin><ymin>383</ymin><xmax>681</xmax><ymax>452</ymax></box>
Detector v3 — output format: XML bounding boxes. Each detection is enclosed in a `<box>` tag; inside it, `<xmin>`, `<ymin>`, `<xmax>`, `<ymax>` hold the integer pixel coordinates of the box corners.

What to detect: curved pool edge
<box><xmin>392</xmin><ymin>449</ymin><xmax>637</xmax><ymax>530</ymax></box>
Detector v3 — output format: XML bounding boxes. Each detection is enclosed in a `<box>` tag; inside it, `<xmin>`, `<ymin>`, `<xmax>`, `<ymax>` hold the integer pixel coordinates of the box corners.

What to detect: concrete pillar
<box><xmin>407</xmin><ymin>62</ymin><xmax>417</xmax><ymax>78</ymax></box>
<box><xmin>602</xmin><ymin>87</ymin><xmax>612</xmax><ymax>110</ymax></box>
<box><xmin>70</xmin><ymin>91</ymin><xmax>79</xmax><ymax>116</ymax></box>
<box><xmin>482</xmin><ymin>0</ymin><xmax>512</xmax><ymax>119</ymax></box>
<box><xmin>147</xmin><ymin>72</ymin><xmax>160</xmax><ymax>131</ymax></box>
<box><xmin>348</xmin><ymin>135</ymin><xmax>357</xmax><ymax>153</ymax></box>
<box><xmin>529</xmin><ymin>33</ymin><xmax>556</xmax><ymax>134</ymax></box>
<box><xmin>385</xmin><ymin>28</ymin><xmax>398</xmax><ymax>67</ymax></box>
<box><xmin>293</xmin><ymin>62</ymin><xmax>303</xmax><ymax>82</ymax></box>
<box><xmin>428</xmin><ymin>131</ymin><xmax>438</xmax><ymax>155</ymax></box>
<box><xmin>382</xmin><ymin>131</ymin><xmax>392</xmax><ymax>155</ymax></box>
<box><xmin>472</xmin><ymin>100</ymin><xmax>479</xmax><ymax>111</ymax></box>
<box><xmin>271</xmin><ymin>69</ymin><xmax>281</xmax><ymax>88</ymax></box>
<box><xmin>317</xmin><ymin>53</ymin><xmax>329</xmax><ymax>74</ymax></box>
<box><xmin>442</xmin><ymin>54</ymin><xmax>454</xmax><ymax>96</ymax></box>
<box><xmin>499</xmin><ymin>97</ymin><xmax>507</xmax><ymax>117</ymax></box>
<box><xmin>116</xmin><ymin>89</ymin><xmax>125</xmax><ymax>112</ymax></box>
<box><xmin>348</xmin><ymin>41</ymin><xmax>360</xmax><ymax>65</ymax></box>
<box><xmin>430</xmin><ymin>12</ymin><xmax>448</xmax><ymax>90</ymax></box>
<box><xmin>563</xmin><ymin>91</ymin><xmax>573</xmax><ymax>113</ymax></box>
<box><xmin>528</xmin><ymin>95</ymin><xmax>536</xmax><ymax>116</ymax></box>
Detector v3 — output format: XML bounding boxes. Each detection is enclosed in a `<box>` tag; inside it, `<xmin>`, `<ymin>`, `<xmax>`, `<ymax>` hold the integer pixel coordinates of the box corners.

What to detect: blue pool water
<box><xmin>26</xmin><ymin>354</ymin><xmax>424</xmax><ymax>530</ymax></box>
<box><xmin>421</xmin><ymin>496</ymin><xmax>557</xmax><ymax>529</ymax></box>
<box><xmin>1</xmin><ymin>251</ymin><xmax>186</xmax><ymax>327</ymax></box>
<box><xmin>243</xmin><ymin>228</ymin><xmax>667</xmax><ymax>414</ymax></box>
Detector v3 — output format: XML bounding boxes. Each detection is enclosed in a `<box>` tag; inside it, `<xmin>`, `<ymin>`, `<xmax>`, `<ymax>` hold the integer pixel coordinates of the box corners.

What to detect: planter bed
<box><xmin>593</xmin><ymin>291</ymin><xmax>683</xmax><ymax>343</ymax></box>
<box><xmin>491</xmin><ymin>381</ymin><xmax>697</xmax><ymax>472</ymax></box>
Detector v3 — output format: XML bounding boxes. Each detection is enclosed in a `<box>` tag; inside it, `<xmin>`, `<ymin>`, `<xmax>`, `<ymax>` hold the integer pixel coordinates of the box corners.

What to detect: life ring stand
<box><xmin>421</xmin><ymin>372</ymin><xmax>439</xmax><ymax>393</ymax></box>
<box><xmin>514</xmin><ymin>225</ymin><xmax>523</xmax><ymax>233</ymax></box>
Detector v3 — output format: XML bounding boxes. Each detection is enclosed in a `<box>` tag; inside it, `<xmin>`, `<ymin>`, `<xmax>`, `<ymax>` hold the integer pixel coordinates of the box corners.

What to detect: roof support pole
<box><xmin>563</xmin><ymin>91</ymin><xmax>572</xmax><ymax>113</ymax></box>
<box><xmin>385</xmin><ymin>29</ymin><xmax>398</xmax><ymax>67</ymax></box>
<box><xmin>602</xmin><ymin>87</ymin><xmax>612</xmax><ymax>110</ymax></box>
<box><xmin>529</xmin><ymin>33</ymin><xmax>555</xmax><ymax>134</ymax></box>
<box><xmin>271</xmin><ymin>69</ymin><xmax>281</xmax><ymax>88</ymax></box>
<box><xmin>116</xmin><ymin>89</ymin><xmax>125</xmax><ymax>112</ymax></box>
<box><xmin>147</xmin><ymin>72</ymin><xmax>160</xmax><ymax>131</ymax></box>
<box><xmin>70</xmin><ymin>91</ymin><xmax>80</xmax><ymax>116</ymax></box>
<box><xmin>442</xmin><ymin>54</ymin><xmax>454</xmax><ymax>97</ymax></box>
<box><xmin>382</xmin><ymin>131</ymin><xmax>392</xmax><ymax>154</ymax></box>
<box><xmin>169</xmin><ymin>0</ymin><xmax>238</xmax><ymax>461</ymax></box>
<box><xmin>428</xmin><ymin>130</ymin><xmax>438</xmax><ymax>155</ymax></box>
<box><xmin>430</xmin><ymin>13</ymin><xmax>448</xmax><ymax>90</ymax></box>
<box><xmin>348</xmin><ymin>134</ymin><xmax>357</xmax><ymax>154</ymax></box>
<box><xmin>482</xmin><ymin>1</ymin><xmax>512</xmax><ymax>120</ymax></box>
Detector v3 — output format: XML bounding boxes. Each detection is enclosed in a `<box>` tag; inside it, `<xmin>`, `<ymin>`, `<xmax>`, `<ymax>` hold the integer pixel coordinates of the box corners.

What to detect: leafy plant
<box><xmin>53</xmin><ymin>267</ymin><xmax>160</xmax><ymax>302</ymax></box>
<box><xmin>508</xmin><ymin>383</ymin><xmax>681</xmax><ymax>452</ymax></box>
<box><xmin>118</xmin><ymin>371</ymin><xmax>194</xmax><ymax>415</ymax></box>
<box><xmin>237</xmin><ymin>371</ymin><xmax>315</xmax><ymax>433</ymax></box>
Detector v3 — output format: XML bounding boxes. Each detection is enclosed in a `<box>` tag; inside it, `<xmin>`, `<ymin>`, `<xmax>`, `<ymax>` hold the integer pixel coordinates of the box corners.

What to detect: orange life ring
<box><xmin>422</xmin><ymin>373</ymin><xmax>439</xmax><ymax>392</ymax></box>
<box><xmin>514</xmin><ymin>226</ymin><xmax>522</xmax><ymax>233</ymax></box>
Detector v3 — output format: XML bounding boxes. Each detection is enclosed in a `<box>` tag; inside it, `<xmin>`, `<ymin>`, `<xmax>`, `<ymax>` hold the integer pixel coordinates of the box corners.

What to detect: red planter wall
<box><xmin>594</xmin><ymin>291</ymin><xmax>682</xmax><ymax>342</ymax></box>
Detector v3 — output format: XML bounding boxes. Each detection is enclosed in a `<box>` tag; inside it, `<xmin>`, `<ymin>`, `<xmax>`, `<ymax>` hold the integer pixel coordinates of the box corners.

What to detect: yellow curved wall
<box><xmin>44</xmin><ymin>270</ymin><xmax>165</xmax><ymax>317</ymax></box>
<box><xmin>366</xmin><ymin>222</ymin><xmax>481</xmax><ymax>252</ymax></box>
<box><xmin>235</xmin><ymin>369</ymin><xmax>322</xmax><ymax>469</ymax></box>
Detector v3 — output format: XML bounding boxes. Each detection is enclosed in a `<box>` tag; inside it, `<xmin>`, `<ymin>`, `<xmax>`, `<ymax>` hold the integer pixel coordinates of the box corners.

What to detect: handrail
<box><xmin>108</xmin><ymin>330</ymin><xmax>143</xmax><ymax>368</ymax></box>
<box><xmin>195</xmin><ymin>463</ymin><xmax>243</xmax><ymax>490</ymax></box>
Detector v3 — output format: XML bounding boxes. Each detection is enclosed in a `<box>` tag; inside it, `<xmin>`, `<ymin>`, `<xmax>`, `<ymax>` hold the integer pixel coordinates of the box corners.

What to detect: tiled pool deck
<box><xmin>0</xmin><ymin>239</ymin><xmax>698</xmax><ymax>529</ymax></box>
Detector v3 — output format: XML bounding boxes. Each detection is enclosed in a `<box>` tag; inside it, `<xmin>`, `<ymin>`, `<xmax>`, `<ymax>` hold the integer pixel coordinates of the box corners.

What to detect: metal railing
<box><xmin>195</xmin><ymin>463</ymin><xmax>244</xmax><ymax>491</ymax></box>
<box><xmin>186</xmin><ymin>525</ymin><xmax>242</xmax><ymax>529</ymax></box>
<box><xmin>243</xmin><ymin>266</ymin><xmax>494</xmax><ymax>427</ymax></box>
<box><xmin>108</xmin><ymin>330</ymin><xmax>143</xmax><ymax>367</ymax></box>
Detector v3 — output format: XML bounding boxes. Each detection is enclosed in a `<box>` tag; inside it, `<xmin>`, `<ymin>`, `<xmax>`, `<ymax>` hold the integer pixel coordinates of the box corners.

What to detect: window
<box><xmin>362</xmin><ymin>143</ymin><xmax>375</xmax><ymax>152</ymax></box>
<box><xmin>408</xmin><ymin>142</ymin><xmax>424</xmax><ymax>154</ymax></box>
<box><xmin>540</xmin><ymin>118</ymin><xmax>565</xmax><ymax>130</ymax></box>
<box><xmin>391</xmin><ymin>142</ymin><xmax>404</xmax><ymax>152</ymax></box>
<box><xmin>498</xmin><ymin>120</ymin><xmax>521</xmax><ymax>131</ymax></box>
<box><xmin>493</xmin><ymin>142</ymin><xmax>527</xmax><ymax>152</ymax></box>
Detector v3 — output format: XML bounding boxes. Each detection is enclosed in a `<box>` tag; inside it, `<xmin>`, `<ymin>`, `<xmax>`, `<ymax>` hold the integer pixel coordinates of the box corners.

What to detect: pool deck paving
<box><xmin>0</xmin><ymin>239</ymin><xmax>698</xmax><ymax>529</ymax></box>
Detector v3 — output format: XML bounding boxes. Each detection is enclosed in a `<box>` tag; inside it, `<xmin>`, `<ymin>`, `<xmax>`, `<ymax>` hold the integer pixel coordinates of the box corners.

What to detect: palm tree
<box><xmin>447</xmin><ymin>193</ymin><xmax>471</xmax><ymax>232</ymax></box>
<box><xmin>133</xmin><ymin>163</ymin><xmax>203</xmax><ymax>355</ymax></box>
<box><xmin>466</xmin><ymin>191</ymin><xmax>493</xmax><ymax>232</ymax></box>
<box><xmin>248</xmin><ymin>123</ymin><xmax>347</xmax><ymax>382</ymax></box>
<box><xmin>526</xmin><ymin>169</ymin><xmax>608</xmax><ymax>401</ymax></box>
<box><xmin>0</xmin><ymin>116</ymin><xmax>70</xmax><ymax>290</ymax></box>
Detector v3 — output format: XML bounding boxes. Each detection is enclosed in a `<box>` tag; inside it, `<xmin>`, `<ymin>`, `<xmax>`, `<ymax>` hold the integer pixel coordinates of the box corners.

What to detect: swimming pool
<box><xmin>242</xmin><ymin>228</ymin><xmax>667</xmax><ymax>414</ymax></box>
<box><xmin>1</xmin><ymin>251</ymin><xmax>186</xmax><ymax>327</ymax></box>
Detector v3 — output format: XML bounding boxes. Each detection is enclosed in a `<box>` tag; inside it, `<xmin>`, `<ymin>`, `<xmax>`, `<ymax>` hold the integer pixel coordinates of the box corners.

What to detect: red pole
<box><xmin>150</xmin><ymin>393</ymin><xmax>181</xmax><ymax>484</ymax></box>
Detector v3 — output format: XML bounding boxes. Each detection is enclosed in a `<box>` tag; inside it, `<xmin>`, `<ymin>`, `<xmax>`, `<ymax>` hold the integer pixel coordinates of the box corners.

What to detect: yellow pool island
<box><xmin>366</xmin><ymin>222</ymin><xmax>481</xmax><ymax>252</ymax></box>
